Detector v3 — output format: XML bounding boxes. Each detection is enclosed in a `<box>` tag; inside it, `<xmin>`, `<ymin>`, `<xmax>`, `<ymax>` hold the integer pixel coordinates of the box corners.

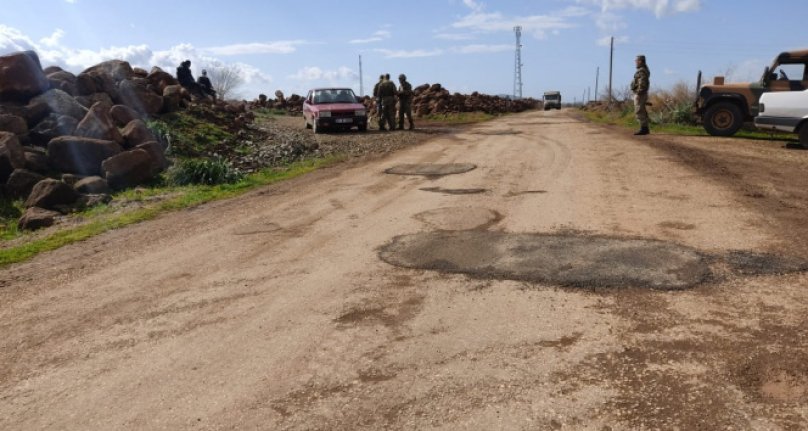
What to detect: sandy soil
<box><xmin>2</xmin><ymin>110</ymin><xmax>808</xmax><ymax>430</ymax></box>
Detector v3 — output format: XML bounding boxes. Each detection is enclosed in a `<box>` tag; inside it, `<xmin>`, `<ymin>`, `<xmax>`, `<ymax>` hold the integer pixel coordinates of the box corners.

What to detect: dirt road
<box><xmin>3</xmin><ymin>110</ymin><xmax>808</xmax><ymax>430</ymax></box>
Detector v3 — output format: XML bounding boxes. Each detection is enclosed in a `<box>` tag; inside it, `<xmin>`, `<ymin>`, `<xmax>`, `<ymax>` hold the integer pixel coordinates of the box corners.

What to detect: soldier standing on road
<box><xmin>631</xmin><ymin>54</ymin><xmax>651</xmax><ymax>135</ymax></box>
<box><xmin>379</xmin><ymin>74</ymin><xmax>398</xmax><ymax>132</ymax></box>
<box><xmin>397</xmin><ymin>74</ymin><xmax>414</xmax><ymax>130</ymax></box>
<box><xmin>372</xmin><ymin>74</ymin><xmax>385</xmax><ymax>130</ymax></box>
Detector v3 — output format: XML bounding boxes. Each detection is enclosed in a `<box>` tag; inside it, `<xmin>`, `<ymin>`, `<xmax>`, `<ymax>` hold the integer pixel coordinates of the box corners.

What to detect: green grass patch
<box><xmin>147</xmin><ymin>110</ymin><xmax>234</xmax><ymax>157</ymax></box>
<box><xmin>0</xmin><ymin>157</ymin><xmax>340</xmax><ymax>267</ymax></box>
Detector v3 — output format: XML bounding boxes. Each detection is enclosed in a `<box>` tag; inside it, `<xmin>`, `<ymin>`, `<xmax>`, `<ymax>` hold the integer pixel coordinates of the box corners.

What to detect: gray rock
<box><xmin>101</xmin><ymin>149</ymin><xmax>154</xmax><ymax>190</ymax></box>
<box><xmin>0</xmin><ymin>51</ymin><xmax>49</xmax><ymax>103</ymax></box>
<box><xmin>46</xmin><ymin>70</ymin><xmax>78</xmax><ymax>96</ymax></box>
<box><xmin>24</xmin><ymin>178</ymin><xmax>79</xmax><ymax>209</ymax></box>
<box><xmin>77</xmin><ymin>193</ymin><xmax>112</xmax><ymax>208</ymax></box>
<box><xmin>162</xmin><ymin>85</ymin><xmax>186</xmax><ymax>113</ymax></box>
<box><xmin>47</xmin><ymin>135</ymin><xmax>122</xmax><ymax>175</ymax></box>
<box><xmin>74</xmin><ymin>176</ymin><xmax>110</xmax><ymax>194</ymax></box>
<box><xmin>5</xmin><ymin>168</ymin><xmax>45</xmax><ymax>199</ymax></box>
<box><xmin>74</xmin><ymin>101</ymin><xmax>124</xmax><ymax>145</ymax></box>
<box><xmin>29</xmin><ymin>114</ymin><xmax>78</xmax><ymax>147</ymax></box>
<box><xmin>136</xmin><ymin>141</ymin><xmax>169</xmax><ymax>174</ymax></box>
<box><xmin>18</xmin><ymin>207</ymin><xmax>60</xmax><ymax>231</ymax></box>
<box><xmin>118</xmin><ymin>79</ymin><xmax>163</xmax><ymax>116</ymax></box>
<box><xmin>81</xmin><ymin>60</ymin><xmax>135</xmax><ymax>83</ymax></box>
<box><xmin>0</xmin><ymin>131</ymin><xmax>26</xmax><ymax>182</ymax></box>
<box><xmin>31</xmin><ymin>88</ymin><xmax>88</xmax><ymax>121</ymax></box>
<box><xmin>23</xmin><ymin>148</ymin><xmax>49</xmax><ymax>173</ymax></box>
<box><xmin>147</xmin><ymin>68</ymin><xmax>179</xmax><ymax>94</ymax></box>
<box><xmin>75</xmin><ymin>92</ymin><xmax>114</xmax><ymax>109</ymax></box>
<box><xmin>61</xmin><ymin>173</ymin><xmax>87</xmax><ymax>186</ymax></box>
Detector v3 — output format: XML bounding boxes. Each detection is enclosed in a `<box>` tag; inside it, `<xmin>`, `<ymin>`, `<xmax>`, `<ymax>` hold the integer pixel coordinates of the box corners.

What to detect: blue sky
<box><xmin>2</xmin><ymin>0</ymin><xmax>807</xmax><ymax>101</ymax></box>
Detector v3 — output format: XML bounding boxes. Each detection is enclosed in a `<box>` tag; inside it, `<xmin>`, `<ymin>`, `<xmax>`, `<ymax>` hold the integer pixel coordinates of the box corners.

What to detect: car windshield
<box><xmin>313</xmin><ymin>89</ymin><xmax>356</xmax><ymax>104</ymax></box>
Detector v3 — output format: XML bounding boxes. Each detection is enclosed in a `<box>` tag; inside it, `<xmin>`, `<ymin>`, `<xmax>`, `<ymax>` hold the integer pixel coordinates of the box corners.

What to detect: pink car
<box><xmin>303</xmin><ymin>88</ymin><xmax>368</xmax><ymax>133</ymax></box>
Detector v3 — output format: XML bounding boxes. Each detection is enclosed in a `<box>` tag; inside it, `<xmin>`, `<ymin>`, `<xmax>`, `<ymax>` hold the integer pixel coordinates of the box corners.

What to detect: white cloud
<box><xmin>462</xmin><ymin>0</ymin><xmax>484</xmax><ymax>12</ymax></box>
<box><xmin>433</xmin><ymin>32</ymin><xmax>476</xmax><ymax>41</ymax></box>
<box><xmin>452</xmin><ymin>44</ymin><xmax>512</xmax><ymax>54</ymax></box>
<box><xmin>289</xmin><ymin>66</ymin><xmax>357</xmax><ymax>86</ymax></box>
<box><xmin>594</xmin><ymin>12</ymin><xmax>626</xmax><ymax>32</ymax></box>
<box><xmin>576</xmin><ymin>0</ymin><xmax>701</xmax><ymax>17</ymax></box>
<box><xmin>374</xmin><ymin>48</ymin><xmax>443</xmax><ymax>58</ymax></box>
<box><xmin>204</xmin><ymin>40</ymin><xmax>304</xmax><ymax>56</ymax></box>
<box><xmin>349</xmin><ymin>30</ymin><xmax>391</xmax><ymax>44</ymax></box>
<box><xmin>65</xmin><ymin>0</ymin><xmax>76</xmax><ymax>3</ymax></box>
<box><xmin>0</xmin><ymin>25</ymin><xmax>272</xmax><ymax>87</ymax></box>
<box><xmin>451</xmin><ymin>5</ymin><xmax>582</xmax><ymax>39</ymax></box>
<box><xmin>596</xmin><ymin>35</ymin><xmax>629</xmax><ymax>46</ymax></box>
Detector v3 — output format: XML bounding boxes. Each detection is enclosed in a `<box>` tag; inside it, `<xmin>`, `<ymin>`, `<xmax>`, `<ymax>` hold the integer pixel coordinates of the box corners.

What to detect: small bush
<box><xmin>166</xmin><ymin>158</ymin><xmax>244</xmax><ymax>186</ymax></box>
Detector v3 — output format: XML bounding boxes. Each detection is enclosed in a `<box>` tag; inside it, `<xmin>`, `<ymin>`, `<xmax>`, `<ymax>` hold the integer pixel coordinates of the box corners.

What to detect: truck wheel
<box><xmin>799</xmin><ymin>123</ymin><xmax>808</xmax><ymax>148</ymax></box>
<box><xmin>703</xmin><ymin>102</ymin><xmax>743</xmax><ymax>136</ymax></box>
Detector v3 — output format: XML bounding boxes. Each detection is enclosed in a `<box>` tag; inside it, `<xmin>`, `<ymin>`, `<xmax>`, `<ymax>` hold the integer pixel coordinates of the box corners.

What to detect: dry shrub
<box><xmin>648</xmin><ymin>81</ymin><xmax>697</xmax><ymax>125</ymax></box>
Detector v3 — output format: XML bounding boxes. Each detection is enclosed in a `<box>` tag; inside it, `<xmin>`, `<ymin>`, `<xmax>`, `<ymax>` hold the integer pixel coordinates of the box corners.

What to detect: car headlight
<box><xmin>319</xmin><ymin>111</ymin><xmax>331</xmax><ymax>118</ymax></box>
<box><xmin>355</xmin><ymin>110</ymin><xmax>366</xmax><ymax>117</ymax></box>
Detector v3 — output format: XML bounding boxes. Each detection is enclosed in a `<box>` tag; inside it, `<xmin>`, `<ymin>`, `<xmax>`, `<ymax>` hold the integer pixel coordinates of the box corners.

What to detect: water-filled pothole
<box><xmin>384</xmin><ymin>163</ymin><xmax>476</xmax><ymax>178</ymax></box>
<box><xmin>420</xmin><ymin>187</ymin><xmax>488</xmax><ymax>195</ymax></box>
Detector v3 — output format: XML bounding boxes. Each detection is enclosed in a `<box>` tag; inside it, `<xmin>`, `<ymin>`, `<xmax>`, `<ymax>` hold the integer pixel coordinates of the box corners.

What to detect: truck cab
<box><xmin>543</xmin><ymin>91</ymin><xmax>561</xmax><ymax>110</ymax></box>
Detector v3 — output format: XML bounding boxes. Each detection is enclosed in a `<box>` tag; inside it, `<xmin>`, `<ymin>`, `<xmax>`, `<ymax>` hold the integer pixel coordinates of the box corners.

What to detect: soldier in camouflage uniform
<box><xmin>372</xmin><ymin>74</ymin><xmax>384</xmax><ymax>130</ymax></box>
<box><xmin>631</xmin><ymin>54</ymin><xmax>651</xmax><ymax>135</ymax></box>
<box><xmin>397</xmin><ymin>73</ymin><xmax>414</xmax><ymax>130</ymax></box>
<box><xmin>378</xmin><ymin>74</ymin><xmax>397</xmax><ymax>132</ymax></box>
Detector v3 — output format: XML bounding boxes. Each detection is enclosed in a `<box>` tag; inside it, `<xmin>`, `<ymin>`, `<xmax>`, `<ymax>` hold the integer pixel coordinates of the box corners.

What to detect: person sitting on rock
<box><xmin>197</xmin><ymin>69</ymin><xmax>217</xmax><ymax>101</ymax></box>
<box><xmin>176</xmin><ymin>60</ymin><xmax>203</xmax><ymax>98</ymax></box>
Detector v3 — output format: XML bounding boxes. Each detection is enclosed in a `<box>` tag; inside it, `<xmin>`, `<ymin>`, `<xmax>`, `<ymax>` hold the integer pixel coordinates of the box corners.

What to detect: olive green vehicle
<box><xmin>694</xmin><ymin>49</ymin><xmax>808</xmax><ymax>136</ymax></box>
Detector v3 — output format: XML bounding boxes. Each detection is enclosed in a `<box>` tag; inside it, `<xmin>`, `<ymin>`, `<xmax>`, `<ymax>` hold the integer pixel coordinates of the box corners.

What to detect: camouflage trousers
<box><xmin>398</xmin><ymin>101</ymin><xmax>414</xmax><ymax>129</ymax></box>
<box><xmin>381</xmin><ymin>97</ymin><xmax>397</xmax><ymax>131</ymax></box>
<box><xmin>634</xmin><ymin>93</ymin><xmax>649</xmax><ymax>129</ymax></box>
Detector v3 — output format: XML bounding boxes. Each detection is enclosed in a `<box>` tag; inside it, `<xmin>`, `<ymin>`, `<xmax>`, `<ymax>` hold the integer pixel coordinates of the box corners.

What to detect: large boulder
<box><xmin>0</xmin><ymin>131</ymin><xmax>25</xmax><ymax>183</ymax></box>
<box><xmin>47</xmin><ymin>136</ymin><xmax>122</xmax><ymax>175</ymax></box>
<box><xmin>75</xmin><ymin>92</ymin><xmax>114</xmax><ymax>109</ymax></box>
<box><xmin>0</xmin><ymin>51</ymin><xmax>49</xmax><ymax>103</ymax></box>
<box><xmin>29</xmin><ymin>114</ymin><xmax>78</xmax><ymax>147</ymax></box>
<box><xmin>18</xmin><ymin>207</ymin><xmax>60</xmax><ymax>231</ymax></box>
<box><xmin>23</xmin><ymin>147</ymin><xmax>49</xmax><ymax>173</ymax></box>
<box><xmin>74</xmin><ymin>101</ymin><xmax>124</xmax><ymax>144</ymax></box>
<box><xmin>81</xmin><ymin>60</ymin><xmax>134</xmax><ymax>83</ymax></box>
<box><xmin>24</xmin><ymin>178</ymin><xmax>79</xmax><ymax>209</ymax></box>
<box><xmin>30</xmin><ymin>88</ymin><xmax>88</xmax><ymax>120</ymax></box>
<box><xmin>162</xmin><ymin>85</ymin><xmax>185</xmax><ymax>112</ymax></box>
<box><xmin>76</xmin><ymin>72</ymin><xmax>119</xmax><ymax>102</ymax></box>
<box><xmin>147</xmin><ymin>68</ymin><xmax>179</xmax><ymax>94</ymax></box>
<box><xmin>133</xmin><ymin>67</ymin><xmax>148</xmax><ymax>78</ymax></box>
<box><xmin>43</xmin><ymin>66</ymin><xmax>64</xmax><ymax>75</ymax></box>
<box><xmin>4</xmin><ymin>168</ymin><xmax>45</xmax><ymax>199</ymax></box>
<box><xmin>136</xmin><ymin>141</ymin><xmax>168</xmax><ymax>174</ymax></box>
<box><xmin>118</xmin><ymin>79</ymin><xmax>162</xmax><ymax>115</ymax></box>
<box><xmin>101</xmin><ymin>149</ymin><xmax>153</xmax><ymax>190</ymax></box>
<box><xmin>46</xmin><ymin>70</ymin><xmax>78</xmax><ymax>96</ymax></box>
<box><xmin>109</xmin><ymin>104</ymin><xmax>141</xmax><ymax>127</ymax></box>
<box><xmin>121</xmin><ymin>119</ymin><xmax>156</xmax><ymax>149</ymax></box>
<box><xmin>0</xmin><ymin>114</ymin><xmax>28</xmax><ymax>135</ymax></box>
<box><xmin>73</xmin><ymin>176</ymin><xmax>110</xmax><ymax>194</ymax></box>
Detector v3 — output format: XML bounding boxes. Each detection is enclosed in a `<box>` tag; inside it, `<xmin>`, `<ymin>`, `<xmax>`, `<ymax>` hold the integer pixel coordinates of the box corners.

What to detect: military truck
<box><xmin>543</xmin><ymin>91</ymin><xmax>561</xmax><ymax>110</ymax></box>
<box><xmin>694</xmin><ymin>49</ymin><xmax>808</xmax><ymax>136</ymax></box>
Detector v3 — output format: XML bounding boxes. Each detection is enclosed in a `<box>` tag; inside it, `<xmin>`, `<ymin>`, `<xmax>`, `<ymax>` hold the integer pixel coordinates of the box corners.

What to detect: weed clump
<box><xmin>166</xmin><ymin>158</ymin><xmax>244</xmax><ymax>186</ymax></box>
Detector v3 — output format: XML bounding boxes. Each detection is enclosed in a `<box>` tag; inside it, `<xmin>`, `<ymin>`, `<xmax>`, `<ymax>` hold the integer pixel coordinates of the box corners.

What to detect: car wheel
<box><xmin>358</xmin><ymin>123</ymin><xmax>367</xmax><ymax>132</ymax></box>
<box><xmin>799</xmin><ymin>122</ymin><xmax>808</xmax><ymax>148</ymax></box>
<box><xmin>305</xmin><ymin>116</ymin><xmax>311</xmax><ymax>129</ymax></box>
<box><xmin>312</xmin><ymin>120</ymin><xmax>321</xmax><ymax>134</ymax></box>
<box><xmin>703</xmin><ymin>102</ymin><xmax>743</xmax><ymax>136</ymax></box>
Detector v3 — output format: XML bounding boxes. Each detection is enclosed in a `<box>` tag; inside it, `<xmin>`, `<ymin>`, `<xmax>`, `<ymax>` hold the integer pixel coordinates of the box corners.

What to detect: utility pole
<box><xmin>513</xmin><ymin>26</ymin><xmax>523</xmax><ymax>99</ymax></box>
<box><xmin>358</xmin><ymin>55</ymin><xmax>364</xmax><ymax>97</ymax></box>
<box><xmin>595</xmin><ymin>67</ymin><xmax>599</xmax><ymax>102</ymax></box>
<box><xmin>587</xmin><ymin>87</ymin><xmax>591</xmax><ymax>103</ymax></box>
<box><xmin>608</xmin><ymin>36</ymin><xmax>614</xmax><ymax>103</ymax></box>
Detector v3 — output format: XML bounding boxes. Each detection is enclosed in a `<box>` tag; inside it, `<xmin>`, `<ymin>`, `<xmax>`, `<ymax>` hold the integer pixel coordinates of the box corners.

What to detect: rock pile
<box><xmin>0</xmin><ymin>50</ymin><xmax>181</xmax><ymax>230</ymax></box>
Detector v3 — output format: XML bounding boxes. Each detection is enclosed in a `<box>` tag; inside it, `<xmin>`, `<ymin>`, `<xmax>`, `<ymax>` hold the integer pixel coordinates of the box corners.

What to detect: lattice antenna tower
<box><xmin>513</xmin><ymin>26</ymin><xmax>523</xmax><ymax>99</ymax></box>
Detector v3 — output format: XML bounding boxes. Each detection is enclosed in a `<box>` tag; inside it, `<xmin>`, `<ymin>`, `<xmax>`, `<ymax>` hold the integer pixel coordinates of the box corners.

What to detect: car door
<box><xmin>303</xmin><ymin>91</ymin><xmax>313</xmax><ymax>124</ymax></box>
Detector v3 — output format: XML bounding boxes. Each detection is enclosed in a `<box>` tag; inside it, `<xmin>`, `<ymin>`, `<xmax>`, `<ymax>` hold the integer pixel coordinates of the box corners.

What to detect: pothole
<box><xmin>231</xmin><ymin>222</ymin><xmax>283</xmax><ymax>236</ymax></box>
<box><xmin>413</xmin><ymin>207</ymin><xmax>502</xmax><ymax>231</ymax></box>
<box><xmin>420</xmin><ymin>187</ymin><xmax>488</xmax><ymax>195</ymax></box>
<box><xmin>379</xmin><ymin>231</ymin><xmax>808</xmax><ymax>289</ymax></box>
<box><xmin>505</xmin><ymin>190</ymin><xmax>547</xmax><ymax>197</ymax></box>
<box><xmin>469</xmin><ymin>130</ymin><xmax>522</xmax><ymax>136</ymax></box>
<box><xmin>384</xmin><ymin>163</ymin><xmax>476</xmax><ymax>177</ymax></box>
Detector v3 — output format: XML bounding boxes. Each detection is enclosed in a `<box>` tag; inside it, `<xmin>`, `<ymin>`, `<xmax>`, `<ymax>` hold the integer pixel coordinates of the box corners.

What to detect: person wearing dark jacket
<box><xmin>197</xmin><ymin>69</ymin><xmax>217</xmax><ymax>101</ymax></box>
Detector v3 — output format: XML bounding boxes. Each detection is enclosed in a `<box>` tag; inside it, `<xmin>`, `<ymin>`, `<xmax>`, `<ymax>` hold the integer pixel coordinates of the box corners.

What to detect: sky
<box><xmin>2</xmin><ymin>0</ymin><xmax>808</xmax><ymax>102</ymax></box>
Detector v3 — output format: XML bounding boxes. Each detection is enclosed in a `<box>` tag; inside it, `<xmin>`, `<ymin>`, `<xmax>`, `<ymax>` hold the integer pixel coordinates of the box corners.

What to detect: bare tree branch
<box><xmin>206</xmin><ymin>65</ymin><xmax>245</xmax><ymax>101</ymax></box>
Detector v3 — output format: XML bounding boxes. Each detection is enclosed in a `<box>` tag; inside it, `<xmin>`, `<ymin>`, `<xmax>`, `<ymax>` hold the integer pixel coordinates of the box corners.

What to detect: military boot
<box><xmin>634</xmin><ymin>127</ymin><xmax>649</xmax><ymax>136</ymax></box>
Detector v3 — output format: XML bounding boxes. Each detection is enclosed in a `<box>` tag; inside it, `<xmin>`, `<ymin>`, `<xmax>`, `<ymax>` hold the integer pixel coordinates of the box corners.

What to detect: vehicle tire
<box><xmin>703</xmin><ymin>102</ymin><xmax>744</xmax><ymax>136</ymax></box>
<box><xmin>799</xmin><ymin>122</ymin><xmax>808</xmax><ymax>148</ymax></box>
<box><xmin>305</xmin><ymin>116</ymin><xmax>311</xmax><ymax>129</ymax></box>
<box><xmin>358</xmin><ymin>123</ymin><xmax>367</xmax><ymax>132</ymax></box>
<box><xmin>312</xmin><ymin>120</ymin><xmax>321</xmax><ymax>134</ymax></box>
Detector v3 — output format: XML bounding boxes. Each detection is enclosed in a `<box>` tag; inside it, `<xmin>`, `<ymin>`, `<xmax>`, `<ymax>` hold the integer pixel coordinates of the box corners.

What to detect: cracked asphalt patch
<box><xmin>379</xmin><ymin>231</ymin><xmax>808</xmax><ymax>290</ymax></box>
<box><xmin>384</xmin><ymin>163</ymin><xmax>477</xmax><ymax>177</ymax></box>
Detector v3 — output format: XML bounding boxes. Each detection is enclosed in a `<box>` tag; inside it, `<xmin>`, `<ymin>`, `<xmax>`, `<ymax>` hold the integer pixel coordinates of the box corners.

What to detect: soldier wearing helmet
<box><xmin>397</xmin><ymin>73</ymin><xmax>414</xmax><ymax>130</ymax></box>
<box><xmin>378</xmin><ymin>74</ymin><xmax>397</xmax><ymax>131</ymax></box>
<box><xmin>372</xmin><ymin>74</ymin><xmax>385</xmax><ymax>129</ymax></box>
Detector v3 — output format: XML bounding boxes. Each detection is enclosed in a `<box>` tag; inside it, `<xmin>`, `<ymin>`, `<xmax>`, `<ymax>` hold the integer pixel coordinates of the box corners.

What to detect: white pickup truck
<box><xmin>755</xmin><ymin>89</ymin><xmax>808</xmax><ymax>146</ymax></box>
